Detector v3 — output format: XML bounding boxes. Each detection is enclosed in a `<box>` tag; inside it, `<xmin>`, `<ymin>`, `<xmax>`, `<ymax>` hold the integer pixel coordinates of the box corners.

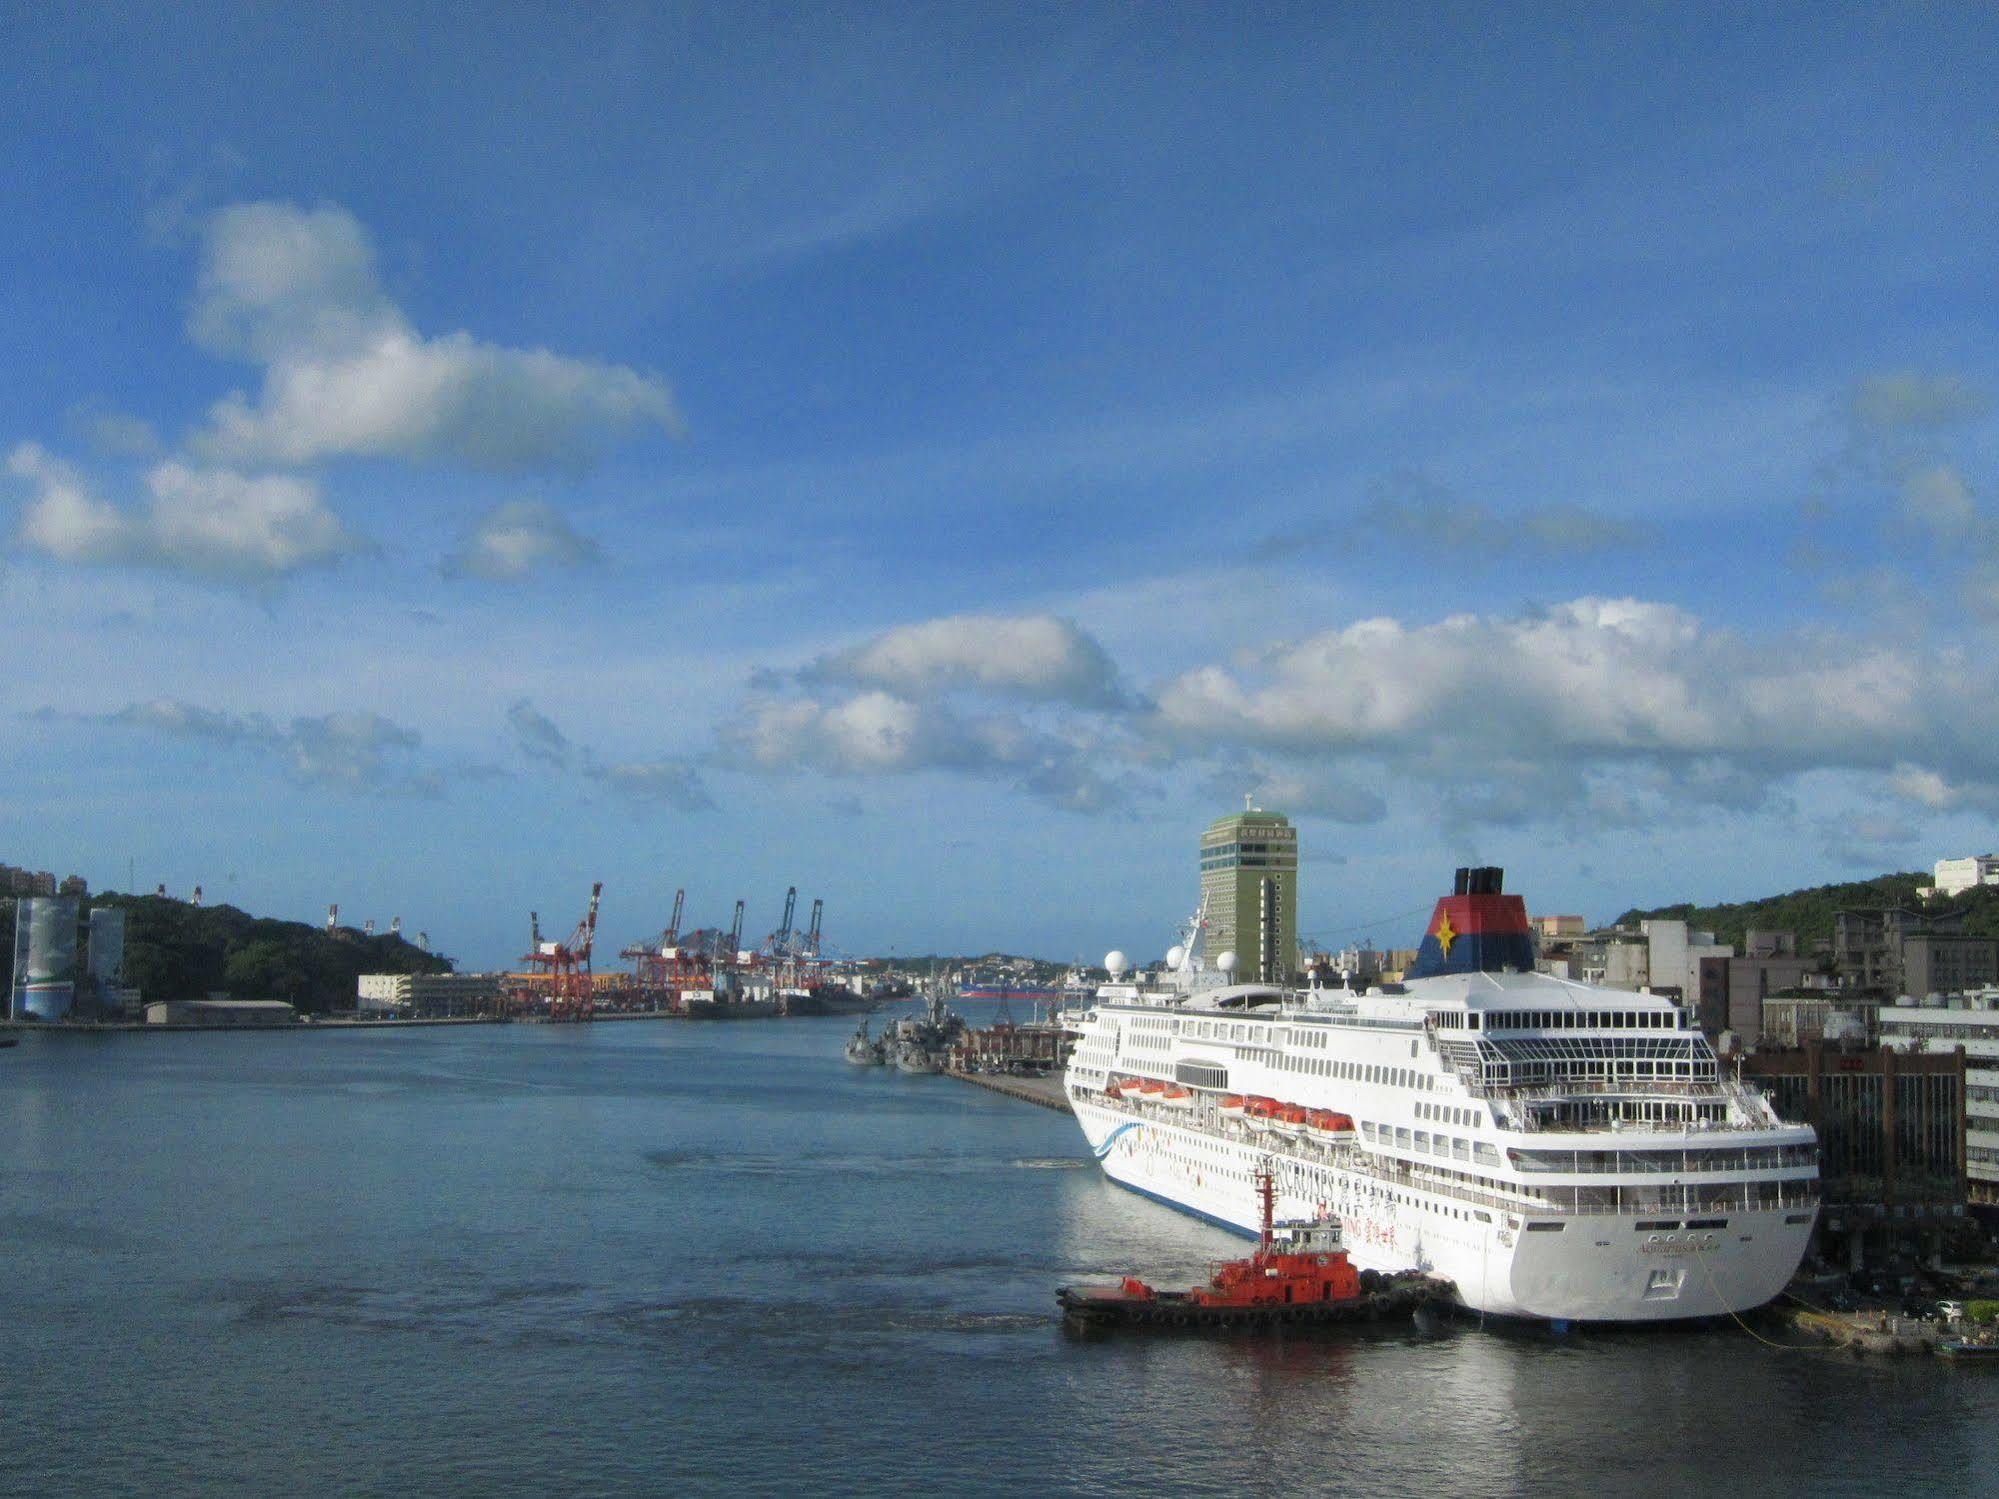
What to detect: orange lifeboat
<box><xmin>1217</xmin><ymin>1094</ymin><xmax>1247</xmax><ymax>1116</ymax></box>
<box><xmin>1138</xmin><ymin>1078</ymin><xmax>1166</xmax><ymax>1096</ymax></box>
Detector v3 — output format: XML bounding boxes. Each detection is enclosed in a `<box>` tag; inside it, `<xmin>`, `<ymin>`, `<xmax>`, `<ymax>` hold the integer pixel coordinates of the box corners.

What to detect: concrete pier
<box><xmin>949</xmin><ymin>1068</ymin><xmax>1073</xmax><ymax>1114</ymax></box>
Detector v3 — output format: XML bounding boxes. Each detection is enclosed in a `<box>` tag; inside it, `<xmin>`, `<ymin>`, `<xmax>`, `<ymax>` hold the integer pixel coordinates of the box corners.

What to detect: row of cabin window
<box><xmin>1281</xmin><ymin>1053</ymin><xmax>1436</xmax><ymax>1092</ymax></box>
<box><xmin>1418</xmin><ymin>1099</ymin><xmax>1481</xmax><ymax>1128</ymax></box>
<box><xmin>1363</xmin><ymin>1120</ymin><xmax>1501</xmax><ymax>1167</ymax></box>
<box><xmin>1471</xmin><ymin>1009</ymin><xmax>1681</xmax><ymax>1032</ymax></box>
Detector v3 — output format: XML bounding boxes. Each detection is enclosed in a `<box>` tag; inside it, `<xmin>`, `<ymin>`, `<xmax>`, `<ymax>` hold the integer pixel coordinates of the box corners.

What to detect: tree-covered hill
<box><xmin>1614</xmin><ymin>871</ymin><xmax>1999</xmax><ymax>948</ymax></box>
<box><xmin>3</xmin><ymin>891</ymin><xmax>451</xmax><ymax>1014</ymax></box>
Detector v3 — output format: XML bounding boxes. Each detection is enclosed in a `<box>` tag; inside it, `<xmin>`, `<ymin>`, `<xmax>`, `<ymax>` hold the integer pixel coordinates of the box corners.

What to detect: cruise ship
<box><xmin>1063</xmin><ymin>868</ymin><xmax>1820</xmax><ymax>1323</ymax></box>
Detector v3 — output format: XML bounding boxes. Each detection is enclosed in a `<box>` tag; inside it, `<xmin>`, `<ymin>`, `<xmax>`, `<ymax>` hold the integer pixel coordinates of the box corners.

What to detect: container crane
<box><xmin>620</xmin><ymin>887</ymin><xmax>690</xmax><ymax>994</ymax></box>
<box><xmin>764</xmin><ymin>886</ymin><xmax>798</xmax><ymax>963</ymax></box>
<box><xmin>521</xmin><ymin>882</ymin><xmax>602</xmax><ymax>1019</ymax></box>
<box><xmin>804</xmin><ymin>898</ymin><xmax>824</xmax><ymax>958</ymax></box>
<box><xmin>723</xmin><ymin>899</ymin><xmax>746</xmax><ymax>988</ymax></box>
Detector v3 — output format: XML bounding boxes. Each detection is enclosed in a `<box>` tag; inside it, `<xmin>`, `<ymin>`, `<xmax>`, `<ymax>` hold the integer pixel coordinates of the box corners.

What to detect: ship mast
<box><xmin>1255</xmin><ymin>1159</ymin><xmax>1275</xmax><ymax>1255</ymax></box>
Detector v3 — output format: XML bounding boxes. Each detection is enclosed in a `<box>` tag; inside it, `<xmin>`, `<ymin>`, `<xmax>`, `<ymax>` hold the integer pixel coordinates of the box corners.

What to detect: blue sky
<box><xmin>5</xmin><ymin>4</ymin><xmax>1999</xmax><ymax>968</ymax></box>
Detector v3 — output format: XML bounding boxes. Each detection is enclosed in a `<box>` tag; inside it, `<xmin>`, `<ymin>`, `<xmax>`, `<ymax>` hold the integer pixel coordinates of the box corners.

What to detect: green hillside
<box><xmin>3</xmin><ymin>891</ymin><xmax>451</xmax><ymax>1014</ymax></box>
<box><xmin>1614</xmin><ymin>871</ymin><xmax>1999</xmax><ymax>948</ymax></box>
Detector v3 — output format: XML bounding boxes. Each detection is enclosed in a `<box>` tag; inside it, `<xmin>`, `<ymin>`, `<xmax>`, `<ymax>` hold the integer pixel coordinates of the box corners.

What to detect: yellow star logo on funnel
<box><xmin>1436</xmin><ymin>912</ymin><xmax>1457</xmax><ymax>956</ymax></box>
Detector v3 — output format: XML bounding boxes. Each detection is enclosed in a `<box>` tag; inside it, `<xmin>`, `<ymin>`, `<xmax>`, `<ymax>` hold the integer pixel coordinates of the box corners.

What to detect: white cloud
<box><xmin>1150</xmin><ymin>596</ymin><xmax>1999</xmax><ymax>823</ymax></box>
<box><xmin>188</xmin><ymin>201</ymin><xmax>681</xmax><ymax>471</ymax></box>
<box><xmin>803</xmin><ymin>613</ymin><xmax>1128</xmax><ymax>707</ymax></box>
<box><xmin>722</xmin><ymin>689</ymin><xmax>1131</xmax><ymax>811</ymax></box>
<box><xmin>10</xmin><ymin>444</ymin><xmax>131</xmax><ymax>562</ymax></box>
<box><xmin>7</xmin><ymin>443</ymin><xmax>360</xmax><ymax>579</ymax></box>
<box><xmin>444</xmin><ymin>500</ymin><xmax>600</xmax><ymax>580</ymax></box>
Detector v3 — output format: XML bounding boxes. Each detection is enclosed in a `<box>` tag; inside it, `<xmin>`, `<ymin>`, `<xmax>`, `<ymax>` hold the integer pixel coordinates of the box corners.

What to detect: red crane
<box><xmin>521</xmin><ymin>881</ymin><xmax>602</xmax><ymax>1020</ymax></box>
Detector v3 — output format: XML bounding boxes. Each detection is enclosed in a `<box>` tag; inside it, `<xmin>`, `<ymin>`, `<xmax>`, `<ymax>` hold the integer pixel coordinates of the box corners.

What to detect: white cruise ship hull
<box><xmin>1075</xmin><ymin>1099</ymin><xmax>1815</xmax><ymax>1323</ymax></box>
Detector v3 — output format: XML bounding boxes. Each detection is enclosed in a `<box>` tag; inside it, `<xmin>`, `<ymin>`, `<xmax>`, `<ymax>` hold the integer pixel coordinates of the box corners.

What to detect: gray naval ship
<box><xmin>845</xmin><ymin>978</ymin><xmax>967</xmax><ymax>1072</ymax></box>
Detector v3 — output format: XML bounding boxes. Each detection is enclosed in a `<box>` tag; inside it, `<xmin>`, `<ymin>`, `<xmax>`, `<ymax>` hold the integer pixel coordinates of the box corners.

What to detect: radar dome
<box><xmin>1165</xmin><ymin>945</ymin><xmax>1186</xmax><ymax>970</ymax></box>
<box><xmin>1104</xmin><ymin>950</ymin><xmax>1129</xmax><ymax>976</ymax></box>
<box><xmin>1217</xmin><ymin>950</ymin><xmax>1239</xmax><ymax>975</ymax></box>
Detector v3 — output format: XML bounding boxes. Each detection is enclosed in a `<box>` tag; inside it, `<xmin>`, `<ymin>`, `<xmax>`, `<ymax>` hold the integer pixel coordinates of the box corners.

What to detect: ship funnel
<box><xmin>1408</xmin><ymin>868</ymin><xmax>1532</xmax><ymax>979</ymax></box>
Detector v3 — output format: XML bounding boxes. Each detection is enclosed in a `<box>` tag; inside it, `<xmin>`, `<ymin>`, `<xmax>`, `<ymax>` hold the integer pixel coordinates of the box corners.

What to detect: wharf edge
<box><xmin>948</xmin><ymin>1068</ymin><xmax>1073</xmax><ymax>1114</ymax></box>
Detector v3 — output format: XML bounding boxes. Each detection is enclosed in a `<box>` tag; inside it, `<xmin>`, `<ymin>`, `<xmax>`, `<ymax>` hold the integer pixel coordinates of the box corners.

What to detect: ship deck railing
<box><xmin>1479</xmin><ymin>1078</ymin><xmax>1783</xmax><ymax>1130</ymax></box>
<box><xmin>1089</xmin><ymin>1093</ymin><xmax>1821</xmax><ymax>1221</ymax></box>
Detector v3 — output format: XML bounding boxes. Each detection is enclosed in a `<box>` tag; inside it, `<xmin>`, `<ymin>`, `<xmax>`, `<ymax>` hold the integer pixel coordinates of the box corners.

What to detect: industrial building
<box><xmin>1726</xmin><ymin>1038</ymin><xmax>1968</xmax><ymax>1268</ymax></box>
<box><xmin>10</xmin><ymin>896</ymin><xmax>78</xmax><ymax>1020</ymax></box>
<box><xmin>356</xmin><ymin>972</ymin><xmax>499</xmax><ymax>1018</ymax></box>
<box><xmin>8</xmin><ymin>895</ymin><xmax>136</xmax><ymax>1021</ymax></box>
<box><xmin>1198</xmin><ymin>804</ymin><xmax>1297</xmax><ymax>984</ymax></box>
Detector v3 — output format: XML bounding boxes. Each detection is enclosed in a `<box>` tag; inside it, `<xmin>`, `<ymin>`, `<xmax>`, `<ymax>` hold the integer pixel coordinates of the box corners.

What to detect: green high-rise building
<box><xmin>1198</xmin><ymin>805</ymin><xmax>1298</xmax><ymax>983</ymax></box>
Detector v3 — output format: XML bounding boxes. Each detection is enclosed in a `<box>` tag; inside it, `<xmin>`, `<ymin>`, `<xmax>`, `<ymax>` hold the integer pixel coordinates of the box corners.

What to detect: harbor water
<box><xmin>1</xmin><ymin>1013</ymin><xmax>1990</xmax><ymax>1497</ymax></box>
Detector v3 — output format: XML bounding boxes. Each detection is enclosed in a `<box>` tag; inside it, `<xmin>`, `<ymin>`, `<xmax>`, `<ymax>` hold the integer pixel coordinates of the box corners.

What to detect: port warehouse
<box><xmin>144</xmin><ymin>999</ymin><xmax>297</xmax><ymax>1027</ymax></box>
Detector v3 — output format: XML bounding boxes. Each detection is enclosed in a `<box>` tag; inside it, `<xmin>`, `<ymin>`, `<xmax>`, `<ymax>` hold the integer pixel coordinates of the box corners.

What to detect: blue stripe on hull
<box><xmin>1102</xmin><ymin>1172</ymin><xmax>1259</xmax><ymax>1241</ymax></box>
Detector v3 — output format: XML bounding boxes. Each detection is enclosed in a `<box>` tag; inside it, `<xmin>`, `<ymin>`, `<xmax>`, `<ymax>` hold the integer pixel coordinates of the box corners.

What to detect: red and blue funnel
<box><xmin>1405</xmin><ymin>867</ymin><xmax>1536</xmax><ymax>979</ymax></box>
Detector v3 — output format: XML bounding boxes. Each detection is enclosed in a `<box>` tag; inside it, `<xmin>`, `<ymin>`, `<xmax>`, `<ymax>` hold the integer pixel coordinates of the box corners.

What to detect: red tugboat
<box><xmin>1058</xmin><ymin>1163</ymin><xmax>1448</xmax><ymax>1331</ymax></box>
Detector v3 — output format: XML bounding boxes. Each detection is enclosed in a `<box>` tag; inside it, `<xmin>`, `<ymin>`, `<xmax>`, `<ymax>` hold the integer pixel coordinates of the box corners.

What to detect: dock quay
<box><xmin>949</xmin><ymin>1068</ymin><xmax>1073</xmax><ymax>1114</ymax></box>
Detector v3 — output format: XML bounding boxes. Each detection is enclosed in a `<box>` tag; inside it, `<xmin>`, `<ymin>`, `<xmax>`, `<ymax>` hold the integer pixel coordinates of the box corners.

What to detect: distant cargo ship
<box><xmin>958</xmin><ymin>984</ymin><xmax>1061</xmax><ymax>1002</ymax></box>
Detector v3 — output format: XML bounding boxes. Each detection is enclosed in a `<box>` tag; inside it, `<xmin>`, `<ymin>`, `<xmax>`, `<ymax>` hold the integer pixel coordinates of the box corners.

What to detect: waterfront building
<box><xmin>145</xmin><ymin>999</ymin><xmax>296</xmax><ymax>1026</ymax></box>
<box><xmin>1529</xmin><ymin>914</ymin><xmax>1584</xmax><ymax>941</ymax></box>
<box><xmin>1198</xmin><ymin>805</ymin><xmax>1298</xmax><ymax>983</ymax></box>
<box><xmin>356</xmin><ymin>972</ymin><xmax>498</xmax><ymax>1018</ymax></box>
<box><xmin>1724</xmin><ymin>1038</ymin><xmax>1966</xmax><ymax>1268</ymax></box>
<box><xmin>1880</xmin><ymin>992</ymin><xmax>1999</xmax><ymax>1204</ymax></box>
